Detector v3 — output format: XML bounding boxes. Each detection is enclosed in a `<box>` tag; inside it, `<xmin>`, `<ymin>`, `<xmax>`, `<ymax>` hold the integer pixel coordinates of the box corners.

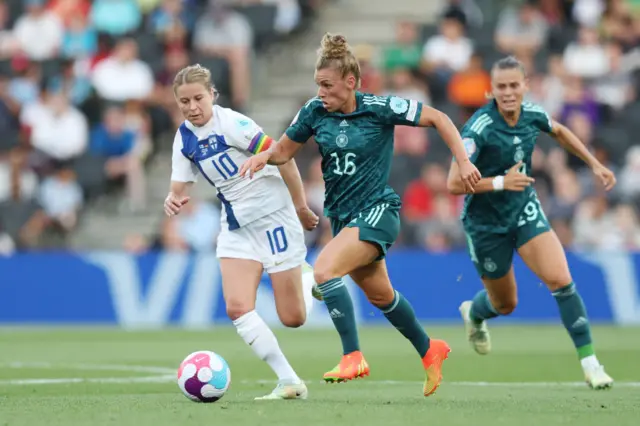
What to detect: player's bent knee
<box><xmin>313</xmin><ymin>267</ymin><xmax>338</xmax><ymax>286</ymax></box>
<box><xmin>226</xmin><ymin>303</ymin><xmax>254</xmax><ymax>321</ymax></box>
<box><xmin>366</xmin><ymin>288</ymin><xmax>395</xmax><ymax>308</ymax></box>
<box><xmin>494</xmin><ymin>298</ymin><xmax>517</xmax><ymax>315</ymax></box>
<box><xmin>544</xmin><ymin>277</ymin><xmax>573</xmax><ymax>292</ymax></box>
<box><xmin>279</xmin><ymin>310</ymin><xmax>306</xmax><ymax>328</ymax></box>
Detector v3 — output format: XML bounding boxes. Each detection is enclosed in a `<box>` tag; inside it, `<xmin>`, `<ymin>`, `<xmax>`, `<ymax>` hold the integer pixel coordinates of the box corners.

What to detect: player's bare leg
<box><xmin>351</xmin><ymin>260</ymin><xmax>450</xmax><ymax>396</ymax></box>
<box><xmin>220</xmin><ymin>258</ymin><xmax>306</xmax><ymax>399</ymax></box>
<box><xmin>313</xmin><ymin>227</ymin><xmax>378</xmax><ymax>383</ymax></box>
<box><xmin>518</xmin><ymin>231</ymin><xmax>613</xmax><ymax>390</ymax></box>
<box><xmin>459</xmin><ymin>267</ymin><xmax>518</xmax><ymax>355</ymax></box>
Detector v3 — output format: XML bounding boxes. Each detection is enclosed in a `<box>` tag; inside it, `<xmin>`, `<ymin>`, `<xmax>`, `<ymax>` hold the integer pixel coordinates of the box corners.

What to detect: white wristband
<box><xmin>492</xmin><ymin>176</ymin><xmax>505</xmax><ymax>191</ymax></box>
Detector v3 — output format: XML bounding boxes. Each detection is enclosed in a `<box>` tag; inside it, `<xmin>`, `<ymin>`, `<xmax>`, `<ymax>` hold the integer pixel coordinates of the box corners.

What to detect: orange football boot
<box><xmin>422</xmin><ymin>339</ymin><xmax>451</xmax><ymax>396</ymax></box>
<box><xmin>323</xmin><ymin>351</ymin><xmax>370</xmax><ymax>383</ymax></box>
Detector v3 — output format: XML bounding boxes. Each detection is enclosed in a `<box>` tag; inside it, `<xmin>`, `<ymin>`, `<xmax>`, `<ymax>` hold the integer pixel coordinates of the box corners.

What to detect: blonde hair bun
<box><xmin>319</xmin><ymin>33</ymin><xmax>351</xmax><ymax>60</ymax></box>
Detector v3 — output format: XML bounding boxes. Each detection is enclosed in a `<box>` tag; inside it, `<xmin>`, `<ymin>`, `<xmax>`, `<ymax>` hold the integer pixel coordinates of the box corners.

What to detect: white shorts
<box><xmin>216</xmin><ymin>203</ymin><xmax>307</xmax><ymax>274</ymax></box>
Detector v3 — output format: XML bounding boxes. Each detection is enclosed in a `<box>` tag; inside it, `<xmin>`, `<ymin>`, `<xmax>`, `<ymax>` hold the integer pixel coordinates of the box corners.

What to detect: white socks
<box><xmin>233</xmin><ymin>310</ymin><xmax>301</xmax><ymax>383</ymax></box>
<box><xmin>581</xmin><ymin>355</ymin><xmax>601</xmax><ymax>371</ymax></box>
<box><xmin>301</xmin><ymin>266</ymin><xmax>317</xmax><ymax>317</ymax></box>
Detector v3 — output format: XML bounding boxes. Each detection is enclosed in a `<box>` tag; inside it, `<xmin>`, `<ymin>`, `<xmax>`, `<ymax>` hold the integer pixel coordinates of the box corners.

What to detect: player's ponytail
<box><xmin>316</xmin><ymin>33</ymin><xmax>361</xmax><ymax>89</ymax></box>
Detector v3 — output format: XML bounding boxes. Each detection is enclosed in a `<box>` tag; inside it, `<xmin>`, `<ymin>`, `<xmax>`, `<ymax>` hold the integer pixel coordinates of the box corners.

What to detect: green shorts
<box><xmin>330</xmin><ymin>201</ymin><xmax>401</xmax><ymax>260</ymax></box>
<box><xmin>464</xmin><ymin>196</ymin><xmax>551</xmax><ymax>279</ymax></box>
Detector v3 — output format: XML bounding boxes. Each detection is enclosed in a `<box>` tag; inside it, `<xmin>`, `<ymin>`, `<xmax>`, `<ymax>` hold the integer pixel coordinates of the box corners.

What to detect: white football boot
<box><xmin>584</xmin><ymin>363</ymin><xmax>614</xmax><ymax>390</ymax></box>
<box><xmin>459</xmin><ymin>301</ymin><xmax>491</xmax><ymax>355</ymax></box>
<box><xmin>254</xmin><ymin>380</ymin><xmax>308</xmax><ymax>400</ymax></box>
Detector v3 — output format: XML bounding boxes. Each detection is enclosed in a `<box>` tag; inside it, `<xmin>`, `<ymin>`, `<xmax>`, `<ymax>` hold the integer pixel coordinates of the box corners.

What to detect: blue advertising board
<box><xmin>1</xmin><ymin>250</ymin><xmax>639</xmax><ymax>327</ymax></box>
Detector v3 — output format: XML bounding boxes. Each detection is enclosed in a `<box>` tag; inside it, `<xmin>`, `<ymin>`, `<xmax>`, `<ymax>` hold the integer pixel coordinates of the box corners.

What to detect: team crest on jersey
<box><xmin>483</xmin><ymin>258</ymin><xmax>497</xmax><ymax>273</ymax></box>
<box><xmin>463</xmin><ymin>138</ymin><xmax>476</xmax><ymax>156</ymax></box>
<box><xmin>336</xmin><ymin>133</ymin><xmax>349</xmax><ymax>148</ymax></box>
<box><xmin>514</xmin><ymin>147</ymin><xmax>524</xmax><ymax>162</ymax></box>
<box><xmin>389</xmin><ymin>96</ymin><xmax>409</xmax><ymax>114</ymax></box>
<box><xmin>199</xmin><ymin>142</ymin><xmax>210</xmax><ymax>156</ymax></box>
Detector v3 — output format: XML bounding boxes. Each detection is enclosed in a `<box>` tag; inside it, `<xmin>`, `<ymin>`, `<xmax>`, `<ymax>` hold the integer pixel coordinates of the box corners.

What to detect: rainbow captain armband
<box><xmin>248</xmin><ymin>132</ymin><xmax>274</xmax><ymax>154</ymax></box>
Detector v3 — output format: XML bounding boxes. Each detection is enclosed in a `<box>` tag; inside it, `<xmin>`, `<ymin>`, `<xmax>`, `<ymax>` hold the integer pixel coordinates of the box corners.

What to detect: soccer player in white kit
<box><xmin>164</xmin><ymin>64</ymin><xmax>320</xmax><ymax>401</ymax></box>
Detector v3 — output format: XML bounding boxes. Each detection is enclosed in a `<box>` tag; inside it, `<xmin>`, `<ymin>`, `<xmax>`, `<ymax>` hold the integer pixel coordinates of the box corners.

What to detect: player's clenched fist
<box><xmin>164</xmin><ymin>193</ymin><xmax>190</xmax><ymax>216</ymax></box>
<box><xmin>296</xmin><ymin>205</ymin><xmax>319</xmax><ymax>231</ymax></box>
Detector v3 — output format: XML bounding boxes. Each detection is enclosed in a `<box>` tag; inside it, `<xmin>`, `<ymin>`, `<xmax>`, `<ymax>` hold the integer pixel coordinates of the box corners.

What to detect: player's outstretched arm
<box><xmin>549</xmin><ymin>120</ymin><xmax>616</xmax><ymax>190</ymax></box>
<box><xmin>418</xmin><ymin>105</ymin><xmax>481</xmax><ymax>191</ymax></box>
<box><xmin>165</xmin><ymin>181</ymin><xmax>193</xmax><ymax>216</ymax></box>
<box><xmin>447</xmin><ymin>161</ymin><xmax>534</xmax><ymax>195</ymax></box>
<box><xmin>239</xmin><ymin>135</ymin><xmax>303</xmax><ymax>178</ymax></box>
<box><xmin>278</xmin><ymin>158</ymin><xmax>319</xmax><ymax>230</ymax></box>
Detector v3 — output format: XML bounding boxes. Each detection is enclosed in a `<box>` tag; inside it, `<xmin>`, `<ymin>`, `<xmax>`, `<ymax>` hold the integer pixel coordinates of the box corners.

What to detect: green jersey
<box><xmin>286</xmin><ymin>92</ymin><xmax>423</xmax><ymax>221</ymax></box>
<box><xmin>460</xmin><ymin>100</ymin><xmax>553</xmax><ymax>232</ymax></box>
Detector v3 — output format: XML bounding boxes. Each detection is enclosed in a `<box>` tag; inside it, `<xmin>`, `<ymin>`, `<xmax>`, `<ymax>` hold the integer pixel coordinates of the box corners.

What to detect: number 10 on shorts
<box><xmin>266</xmin><ymin>226</ymin><xmax>288</xmax><ymax>255</ymax></box>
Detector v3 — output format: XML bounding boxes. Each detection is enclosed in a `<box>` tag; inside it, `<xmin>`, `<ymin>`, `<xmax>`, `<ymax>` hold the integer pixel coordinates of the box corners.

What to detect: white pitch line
<box><xmin>0</xmin><ymin>375</ymin><xmax>175</xmax><ymax>386</ymax></box>
<box><xmin>2</xmin><ymin>362</ymin><xmax>174</xmax><ymax>374</ymax></box>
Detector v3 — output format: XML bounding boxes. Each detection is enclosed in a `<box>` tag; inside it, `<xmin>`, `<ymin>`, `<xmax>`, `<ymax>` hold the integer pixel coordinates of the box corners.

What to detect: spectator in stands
<box><xmin>49</xmin><ymin>0</ymin><xmax>92</xmax><ymax>26</ymax></box>
<box><xmin>494</xmin><ymin>0</ymin><xmax>548</xmax><ymax>57</ymax></box>
<box><xmin>559</xmin><ymin>76</ymin><xmax>600</xmax><ymax>125</ymax></box>
<box><xmin>0</xmin><ymin>1</ymin><xmax>18</xmax><ymax>59</ymax></box>
<box><xmin>421</xmin><ymin>12</ymin><xmax>472</xmax><ymax>92</ymax></box>
<box><xmin>47</xmin><ymin>59</ymin><xmax>92</xmax><ymax>107</ymax></box>
<box><xmin>573</xmin><ymin>194</ymin><xmax>615</xmax><ymax>250</ymax></box>
<box><xmin>37</xmin><ymin>166</ymin><xmax>84</xmax><ymax>234</ymax></box>
<box><xmin>159</xmin><ymin>199</ymin><xmax>221</xmax><ymax>252</ymax></box>
<box><xmin>563</xmin><ymin>25</ymin><xmax>609</xmax><ymax>79</ymax></box>
<box><xmin>547</xmin><ymin>168</ymin><xmax>583</xmax><ymax>221</ymax></box>
<box><xmin>61</xmin><ymin>9</ymin><xmax>98</xmax><ymax>60</ymax></box>
<box><xmin>13</xmin><ymin>0</ymin><xmax>64</xmax><ymax>60</ymax></box>
<box><xmin>441</xmin><ymin>0</ymin><xmax>484</xmax><ymax>29</ymax></box>
<box><xmin>263</xmin><ymin>0</ymin><xmax>302</xmax><ymax>34</ymax></box>
<box><xmin>20</xmin><ymin>88</ymin><xmax>88</xmax><ymax>170</ymax></box>
<box><xmin>619</xmin><ymin>146</ymin><xmax>640</xmax><ymax>201</ymax></box>
<box><xmin>353</xmin><ymin>44</ymin><xmax>383</xmax><ymax>95</ymax></box>
<box><xmin>402</xmin><ymin>163</ymin><xmax>456</xmax><ymax>222</ymax></box>
<box><xmin>417</xmin><ymin>194</ymin><xmax>465</xmax><ymax>251</ymax></box>
<box><xmin>90</xmin><ymin>0</ymin><xmax>142</xmax><ymax>36</ymax></box>
<box><xmin>7</xmin><ymin>60</ymin><xmax>41</xmax><ymax>107</ymax></box>
<box><xmin>148</xmin><ymin>0</ymin><xmax>196</xmax><ymax>39</ymax></box>
<box><xmin>593</xmin><ymin>42</ymin><xmax>636</xmax><ymax>113</ymax></box>
<box><xmin>526</xmin><ymin>54</ymin><xmax>566</xmax><ymax>119</ymax></box>
<box><xmin>0</xmin><ymin>149</ymin><xmax>38</xmax><ymax>204</ymax></box>
<box><xmin>91</xmin><ymin>38</ymin><xmax>155</xmax><ymax>102</ymax></box>
<box><xmin>447</xmin><ymin>52</ymin><xmax>491</xmax><ymax>119</ymax></box>
<box><xmin>0</xmin><ymin>75</ymin><xmax>21</xmax><ymax>153</ymax></box>
<box><xmin>194</xmin><ymin>0</ymin><xmax>252</xmax><ymax>109</ymax></box>
<box><xmin>89</xmin><ymin>105</ymin><xmax>147</xmax><ymax>212</ymax></box>
<box><xmin>150</xmin><ymin>48</ymin><xmax>190</xmax><ymax>126</ymax></box>
<box><xmin>383</xmin><ymin>21</ymin><xmax>422</xmax><ymax>73</ymax></box>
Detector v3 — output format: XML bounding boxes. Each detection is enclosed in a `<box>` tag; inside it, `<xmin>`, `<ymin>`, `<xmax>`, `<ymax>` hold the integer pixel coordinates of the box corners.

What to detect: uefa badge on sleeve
<box><xmin>389</xmin><ymin>96</ymin><xmax>409</xmax><ymax>114</ymax></box>
<box><xmin>463</xmin><ymin>138</ymin><xmax>476</xmax><ymax>157</ymax></box>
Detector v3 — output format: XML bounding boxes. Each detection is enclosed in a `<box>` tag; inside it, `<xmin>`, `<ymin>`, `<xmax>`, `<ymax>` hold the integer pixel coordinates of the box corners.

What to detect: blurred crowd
<box><xmin>2</xmin><ymin>0</ymin><xmax>640</xmax><ymax>255</ymax></box>
<box><xmin>0</xmin><ymin>0</ymin><xmax>323</xmax><ymax>252</ymax></box>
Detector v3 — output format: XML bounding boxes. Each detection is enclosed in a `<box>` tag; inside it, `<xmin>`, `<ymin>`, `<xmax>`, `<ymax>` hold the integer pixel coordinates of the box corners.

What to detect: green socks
<box><xmin>469</xmin><ymin>290</ymin><xmax>499</xmax><ymax>324</ymax></box>
<box><xmin>380</xmin><ymin>290</ymin><xmax>431</xmax><ymax>357</ymax></box>
<box><xmin>552</xmin><ymin>282</ymin><xmax>594</xmax><ymax>358</ymax></box>
<box><xmin>317</xmin><ymin>278</ymin><xmax>360</xmax><ymax>355</ymax></box>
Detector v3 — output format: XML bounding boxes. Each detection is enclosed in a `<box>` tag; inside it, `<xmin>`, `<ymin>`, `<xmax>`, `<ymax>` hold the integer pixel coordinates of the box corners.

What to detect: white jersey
<box><xmin>171</xmin><ymin>105</ymin><xmax>291</xmax><ymax>230</ymax></box>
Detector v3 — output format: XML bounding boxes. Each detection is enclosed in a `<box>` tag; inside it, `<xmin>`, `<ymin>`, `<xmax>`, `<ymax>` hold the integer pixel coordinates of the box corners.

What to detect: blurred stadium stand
<box><xmin>1</xmin><ymin>0</ymin><xmax>639</xmax><ymax>255</ymax></box>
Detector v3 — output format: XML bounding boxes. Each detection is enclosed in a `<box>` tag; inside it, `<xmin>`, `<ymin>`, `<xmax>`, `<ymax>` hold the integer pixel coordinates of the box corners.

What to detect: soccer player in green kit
<box><xmin>448</xmin><ymin>56</ymin><xmax>617</xmax><ymax>389</ymax></box>
<box><xmin>241</xmin><ymin>33</ymin><xmax>481</xmax><ymax>397</ymax></box>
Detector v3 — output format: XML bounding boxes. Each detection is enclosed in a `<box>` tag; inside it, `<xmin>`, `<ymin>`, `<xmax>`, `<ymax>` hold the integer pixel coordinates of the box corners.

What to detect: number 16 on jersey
<box><xmin>330</xmin><ymin>153</ymin><xmax>357</xmax><ymax>176</ymax></box>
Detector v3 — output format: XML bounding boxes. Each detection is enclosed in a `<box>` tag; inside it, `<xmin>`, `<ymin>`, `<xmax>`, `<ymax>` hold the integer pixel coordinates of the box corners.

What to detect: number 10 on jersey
<box><xmin>330</xmin><ymin>152</ymin><xmax>356</xmax><ymax>176</ymax></box>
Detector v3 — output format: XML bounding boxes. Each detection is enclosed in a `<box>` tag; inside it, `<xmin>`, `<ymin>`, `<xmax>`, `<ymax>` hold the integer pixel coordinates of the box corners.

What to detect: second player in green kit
<box><xmin>448</xmin><ymin>56</ymin><xmax>617</xmax><ymax>390</ymax></box>
<box><xmin>241</xmin><ymin>32</ymin><xmax>481</xmax><ymax>397</ymax></box>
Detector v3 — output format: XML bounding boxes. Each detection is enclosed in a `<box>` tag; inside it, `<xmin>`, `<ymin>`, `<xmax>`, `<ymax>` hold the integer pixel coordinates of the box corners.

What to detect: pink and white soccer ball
<box><xmin>177</xmin><ymin>351</ymin><xmax>231</xmax><ymax>402</ymax></box>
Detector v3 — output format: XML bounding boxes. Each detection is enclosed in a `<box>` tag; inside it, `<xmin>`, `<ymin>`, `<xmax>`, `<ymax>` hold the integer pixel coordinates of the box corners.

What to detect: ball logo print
<box><xmin>177</xmin><ymin>351</ymin><xmax>231</xmax><ymax>402</ymax></box>
<box><xmin>389</xmin><ymin>96</ymin><xmax>408</xmax><ymax>114</ymax></box>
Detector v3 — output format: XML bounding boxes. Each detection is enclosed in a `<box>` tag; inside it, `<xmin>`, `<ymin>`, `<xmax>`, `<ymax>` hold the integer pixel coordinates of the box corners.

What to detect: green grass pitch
<box><xmin>1</xmin><ymin>325</ymin><xmax>639</xmax><ymax>426</ymax></box>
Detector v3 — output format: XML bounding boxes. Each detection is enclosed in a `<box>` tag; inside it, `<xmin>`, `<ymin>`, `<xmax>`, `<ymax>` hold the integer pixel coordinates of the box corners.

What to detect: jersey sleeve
<box><xmin>170</xmin><ymin>130</ymin><xmax>199</xmax><ymax>182</ymax></box>
<box><xmin>374</xmin><ymin>95</ymin><xmax>423</xmax><ymax>126</ymax></box>
<box><xmin>285</xmin><ymin>98</ymin><xmax>318</xmax><ymax>143</ymax></box>
<box><xmin>523</xmin><ymin>102</ymin><xmax>553</xmax><ymax>133</ymax></box>
<box><xmin>224</xmin><ymin>110</ymin><xmax>274</xmax><ymax>155</ymax></box>
<box><xmin>455</xmin><ymin>113</ymin><xmax>490</xmax><ymax>163</ymax></box>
